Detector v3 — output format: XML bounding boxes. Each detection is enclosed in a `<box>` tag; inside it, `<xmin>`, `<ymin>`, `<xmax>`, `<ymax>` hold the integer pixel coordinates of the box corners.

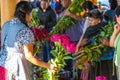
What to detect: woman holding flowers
<box><xmin>76</xmin><ymin>9</ymin><xmax>106</xmax><ymax>51</ymax></box>
<box><xmin>110</xmin><ymin>6</ymin><xmax>120</xmax><ymax>80</ymax></box>
<box><xmin>0</xmin><ymin>1</ymin><xmax>57</xmax><ymax>80</ymax></box>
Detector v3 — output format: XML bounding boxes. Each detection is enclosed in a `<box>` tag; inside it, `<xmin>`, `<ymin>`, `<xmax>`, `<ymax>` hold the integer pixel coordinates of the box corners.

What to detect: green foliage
<box><xmin>33</xmin><ymin>40</ymin><xmax>41</xmax><ymax>55</ymax></box>
<box><xmin>68</xmin><ymin>0</ymin><xmax>84</xmax><ymax>14</ymax></box>
<box><xmin>73</xmin><ymin>21</ymin><xmax>115</xmax><ymax>70</ymax></box>
<box><xmin>30</xmin><ymin>9</ymin><xmax>40</xmax><ymax>27</ymax></box>
<box><xmin>50</xmin><ymin>0</ymin><xmax>84</xmax><ymax>35</ymax></box>
<box><xmin>50</xmin><ymin>16</ymin><xmax>75</xmax><ymax>34</ymax></box>
<box><xmin>36</xmin><ymin>42</ymin><xmax>72</xmax><ymax>80</ymax></box>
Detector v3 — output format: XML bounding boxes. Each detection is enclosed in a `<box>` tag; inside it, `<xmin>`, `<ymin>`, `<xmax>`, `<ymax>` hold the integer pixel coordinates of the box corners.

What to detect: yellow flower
<box><xmin>80</xmin><ymin>11</ymin><xmax>84</xmax><ymax>16</ymax></box>
<box><xmin>69</xmin><ymin>7</ymin><xmax>74</xmax><ymax>11</ymax></box>
<box><xmin>76</xmin><ymin>12</ymin><xmax>80</xmax><ymax>16</ymax></box>
<box><xmin>80</xmin><ymin>2</ymin><xmax>83</xmax><ymax>6</ymax></box>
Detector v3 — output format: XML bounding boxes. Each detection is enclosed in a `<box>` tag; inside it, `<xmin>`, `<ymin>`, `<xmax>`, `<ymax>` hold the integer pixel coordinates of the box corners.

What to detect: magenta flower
<box><xmin>50</xmin><ymin>34</ymin><xmax>61</xmax><ymax>42</ymax></box>
<box><xmin>31</xmin><ymin>27</ymin><xmax>48</xmax><ymax>41</ymax></box>
<box><xmin>65</xmin><ymin>42</ymin><xmax>76</xmax><ymax>52</ymax></box>
<box><xmin>96</xmin><ymin>76</ymin><xmax>108</xmax><ymax>80</ymax></box>
<box><xmin>60</xmin><ymin>34</ymin><xmax>71</xmax><ymax>45</ymax></box>
<box><xmin>50</xmin><ymin>34</ymin><xmax>76</xmax><ymax>53</ymax></box>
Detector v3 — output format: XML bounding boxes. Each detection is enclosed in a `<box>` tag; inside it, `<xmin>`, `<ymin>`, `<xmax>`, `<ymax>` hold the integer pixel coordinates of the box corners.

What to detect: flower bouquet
<box><xmin>37</xmin><ymin>34</ymin><xmax>76</xmax><ymax>80</ymax></box>
<box><xmin>73</xmin><ymin>21</ymin><xmax>115</xmax><ymax>70</ymax></box>
<box><xmin>50</xmin><ymin>0</ymin><xmax>84</xmax><ymax>34</ymax></box>
<box><xmin>30</xmin><ymin>27</ymin><xmax>48</xmax><ymax>55</ymax></box>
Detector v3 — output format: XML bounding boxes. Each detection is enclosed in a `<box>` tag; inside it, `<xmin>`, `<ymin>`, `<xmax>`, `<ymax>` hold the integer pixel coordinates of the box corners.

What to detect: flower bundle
<box><xmin>39</xmin><ymin>34</ymin><xmax>76</xmax><ymax>80</ymax></box>
<box><xmin>73</xmin><ymin>21</ymin><xmax>115</xmax><ymax>70</ymax></box>
<box><xmin>50</xmin><ymin>0</ymin><xmax>84</xmax><ymax>34</ymax></box>
<box><xmin>68</xmin><ymin>0</ymin><xmax>84</xmax><ymax>16</ymax></box>
<box><xmin>50</xmin><ymin>34</ymin><xmax>76</xmax><ymax>53</ymax></box>
<box><xmin>96</xmin><ymin>76</ymin><xmax>108</xmax><ymax>80</ymax></box>
<box><xmin>36</xmin><ymin>34</ymin><xmax>75</xmax><ymax>80</ymax></box>
<box><xmin>30</xmin><ymin>27</ymin><xmax>48</xmax><ymax>55</ymax></box>
<box><xmin>31</xmin><ymin>27</ymin><xmax>48</xmax><ymax>41</ymax></box>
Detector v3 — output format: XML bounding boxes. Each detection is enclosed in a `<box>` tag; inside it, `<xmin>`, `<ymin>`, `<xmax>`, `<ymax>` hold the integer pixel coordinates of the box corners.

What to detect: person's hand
<box><xmin>64</xmin><ymin>10</ymin><xmax>71</xmax><ymax>17</ymax></box>
<box><xmin>49</xmin><ymin>64</ymin><xmax>58</xmax><ymax>71</ymax></box>
<box><xmin>75</xmin><ymin>44</ymin><xmax>80</xmax><ymax>53</ymax></box>
<box><xmin>113</xmin><ymin>24</ymin><xmax>120</xmax><ymax>34</ymax></box>
<box><xmin>39</xmin><ymin>25</ymin><xmax>45</xmax><ymax>29</ymax></box>
<box><xmin>102</xmin><ymin>38</ymin><xmax>109</xmax><ymax>46</ymax></box>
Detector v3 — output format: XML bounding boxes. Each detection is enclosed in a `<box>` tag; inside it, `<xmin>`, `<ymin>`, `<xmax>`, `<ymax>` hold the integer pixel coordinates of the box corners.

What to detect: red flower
<box><xmin>0</xmin><ymin>66</ymin><xmax>8</xmax><ymax>80</ymax></box>
<box><xmin>31</xmin><ymin>27</ymin><xmax>48</xmax><ymax>40</ymax></box>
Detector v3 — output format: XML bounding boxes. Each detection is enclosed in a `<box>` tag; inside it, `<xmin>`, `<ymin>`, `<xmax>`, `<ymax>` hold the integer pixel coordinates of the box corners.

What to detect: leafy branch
<box><xmin>73</xmin><ymin>21</ymin><xmax>115</xmax><ymax>70</ymax></box>
<box><xmin>30</xmin><ymin>9</ymin><xmax>40</xmax><ymax>27</ymax></box>
<box><xmin>50</xmin><ymin>0</ymin><xmax>84</xmax><ymax>35</ymax></box>
<box><xmin>36</xmin><ymin>42</ymin><xmax>72</xmax><ymax>80</ymax></box>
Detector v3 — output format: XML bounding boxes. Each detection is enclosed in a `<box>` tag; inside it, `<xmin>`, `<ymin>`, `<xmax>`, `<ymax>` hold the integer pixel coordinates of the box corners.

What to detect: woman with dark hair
<box><xmin>76</xmin><ymin>9</ymin><xmax>103</xmax><ymax>52</ymax></box>
<box><xmin>0</xmin><ymin>1</ymin><xmax>57</xmax><ymax>80</ymax></box>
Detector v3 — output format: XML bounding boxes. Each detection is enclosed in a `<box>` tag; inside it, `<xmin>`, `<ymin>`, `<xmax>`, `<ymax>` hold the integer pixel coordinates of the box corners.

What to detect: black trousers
<box><xmin>89</xmin><ymin>60</ymin><xmax>117</xmax><ymax>80</ymax></box>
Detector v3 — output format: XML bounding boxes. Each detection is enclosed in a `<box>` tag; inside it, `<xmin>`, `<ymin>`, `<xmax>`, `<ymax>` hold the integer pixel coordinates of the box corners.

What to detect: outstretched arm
<box><xmin>24</xmin><ymin>43</ymin><xmax>57</xmax><ymax>70</ymax></box>
<box><xmin>64</xmin><ymin>10</ymin><xmax>82</xmax><ymax>21</ymax></box>
<box><xmin>76</xmin><ymin>35</ymin><xmax>88</xmax><ymax>52</ymax></box>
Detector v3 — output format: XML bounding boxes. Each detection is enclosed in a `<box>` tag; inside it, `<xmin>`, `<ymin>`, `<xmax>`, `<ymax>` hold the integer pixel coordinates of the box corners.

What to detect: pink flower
<box><xmin>60</xmin><ymin>34</ymin><xmax>71</xmax><ymax>45</ymax></box>
<box><xmin>50</xmin><ymin>34</ymin><xmax>76</xmax><ymax>53</ymax></box>
<box><xmin>96</xmin><ymin>76</ymin><xmax>108</xmax><ymax>80</ymax></box>
<box><xmin>0</xmin><ymin>66</ymin><xmax>8</xmax><ymax>80</ymax></box>
<box><xmin>50</xmin><ymin>34</ymin><xmax>61</xmax><ymax>42</ymax></box>
<box><xmin>65</xmin><ymin>42</ymin><xmax>76</xmax><ymax>52</ymax></box>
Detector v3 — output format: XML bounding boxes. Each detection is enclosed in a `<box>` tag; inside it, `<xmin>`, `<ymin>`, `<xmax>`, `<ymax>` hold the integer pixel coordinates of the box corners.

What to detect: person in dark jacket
<box><xmin>37</xmin><ymin>0</ymin><xmax>57</xmax><ymax>62</ymax></box>
<box><xmin>37</xmin><ymin>0</ymin><xmax>57</xmax><ymax>32</ymax></box>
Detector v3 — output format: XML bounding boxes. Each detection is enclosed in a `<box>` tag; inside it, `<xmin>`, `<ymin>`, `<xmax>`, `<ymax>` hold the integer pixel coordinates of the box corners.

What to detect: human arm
<box><xmin>110</xmin><ymin>24</ymin><xmax>120</xmax><ymax>47</ymax></box>
<box><xmin>24</xmin><ymin>43</ymin><xmax>57</xmax><ymax>70</ymax></box>
<box><xmin>76</xmin><ymin>34</ymin><xmax>88</xmax><ymax>52</ymax></box>
<box><xmin>64</xmin><ymin>10</ymin><xmax>82</xmax><ymax>21</ymax></box>
<box><xmin>17</xmin><ymin>28</ymin><xmax>57</xmax><ymax>70</ymax></box>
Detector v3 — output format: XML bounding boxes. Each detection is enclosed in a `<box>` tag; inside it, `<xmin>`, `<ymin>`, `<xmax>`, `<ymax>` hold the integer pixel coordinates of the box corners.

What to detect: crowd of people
<box><xmin>0</xmin><ymin>0</ymin><xmax>120</xmax><ymax>80</ymax></box>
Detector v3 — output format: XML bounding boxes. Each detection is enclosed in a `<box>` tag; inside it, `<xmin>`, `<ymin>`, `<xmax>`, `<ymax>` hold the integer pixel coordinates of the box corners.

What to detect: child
<box><xmin>110</xmin><ymin>6</ymin><xmax>120</xmax><ymax>80</ymax></box>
